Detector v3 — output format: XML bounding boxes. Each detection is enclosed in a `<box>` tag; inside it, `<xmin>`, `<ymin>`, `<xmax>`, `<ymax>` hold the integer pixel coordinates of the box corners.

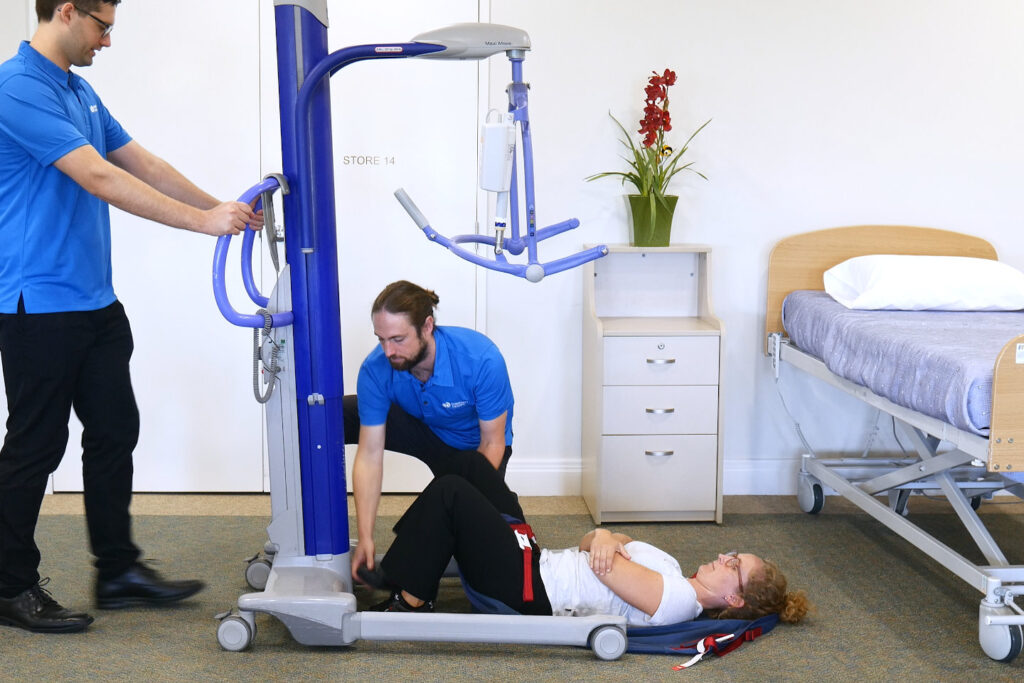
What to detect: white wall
<box><xmin>3</xmin><ymin>1</ymin><xmax>1022</xmax><ymax>495</ymax></box>
<box><xmin>487</xmin><ymin>0</ymin><xmax>1024</xmax><ymax>493</ymax></box>
<box><xmin>0</xmin><ymin>2</ymin><xmax>31</xmax><ymax>54</ymax></box>
<box><xmin>2</xmin><ymin>1</ymin><xmax>265</xmax><ymax>492</ymax></box>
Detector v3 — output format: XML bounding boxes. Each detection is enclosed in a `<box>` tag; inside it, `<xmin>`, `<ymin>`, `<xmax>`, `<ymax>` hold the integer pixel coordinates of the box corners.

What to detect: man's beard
<box><xmin>388</xmin><ymin>333</ymin><xmax>428</xmax><ymax>372</ymax></box>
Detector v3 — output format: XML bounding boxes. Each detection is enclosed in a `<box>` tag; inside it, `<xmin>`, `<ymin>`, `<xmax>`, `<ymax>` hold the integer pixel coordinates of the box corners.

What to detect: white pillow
<box><xmin>823</xmin><ymin>255</ymin><xmax>1024</xmax><ymax>311</ymax></box>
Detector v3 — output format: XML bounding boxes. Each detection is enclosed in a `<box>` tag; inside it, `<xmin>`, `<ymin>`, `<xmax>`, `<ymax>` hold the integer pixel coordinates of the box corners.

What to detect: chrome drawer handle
<box><xmin>646</xmin><ymin>358</ymin><xmax>676</xmax><ymax>365</ymax></box>
<box><xmin>644</xmin><ymin>450</ymin><xmax>674</xmax><ymax>457</ymax></box>
<box><xmin>645</xmin><ymin>408</ymin><xmax>675</xmax><ymax>414</ymax></box>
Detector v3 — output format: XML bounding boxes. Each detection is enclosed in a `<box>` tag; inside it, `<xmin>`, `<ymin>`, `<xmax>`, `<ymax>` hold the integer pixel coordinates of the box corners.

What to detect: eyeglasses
<box><xmin>73</xmin><ymin>5</ymin><xmax>114</xmax><ymax>38</ymax></box>
<box><xmin>723</xmin><ymin>551</ymin><xmax>744</xmax><ymax>596</ymax></box>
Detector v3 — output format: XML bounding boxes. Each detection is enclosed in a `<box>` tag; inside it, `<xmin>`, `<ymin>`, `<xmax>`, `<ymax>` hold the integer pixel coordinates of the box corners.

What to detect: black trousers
<box><xmin>0</xmin><ymin>300</ymin><xmax>141</xmax><ymax>595</ymax></box>
<box><xmin>342</xmin><ymin>394</ymin><xmax>511</xmax><ymax>477</ymax></box>
<box><xmin>380</xmin><ymin>455</ymin><xmax>551</xmax><ymax>616</ymax></box>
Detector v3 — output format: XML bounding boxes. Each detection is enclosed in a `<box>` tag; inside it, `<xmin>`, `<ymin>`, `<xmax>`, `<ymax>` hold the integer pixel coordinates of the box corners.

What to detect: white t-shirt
<box><xmin>538</xmin><ymin>541</ymin><xmax>701</xmax><ymax>626</ymax></box>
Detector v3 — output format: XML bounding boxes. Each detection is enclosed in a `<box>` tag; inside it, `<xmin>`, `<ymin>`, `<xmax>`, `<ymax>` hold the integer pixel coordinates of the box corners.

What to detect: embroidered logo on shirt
<box><xmin>89</xmin><ymin>105</ymin><xmax>98</xmax><ymax>113</ymax></box>
<box><xmin>441</xmin><ymin>401</ymin><xmax>468</xmax><ymax>409</ymax></box>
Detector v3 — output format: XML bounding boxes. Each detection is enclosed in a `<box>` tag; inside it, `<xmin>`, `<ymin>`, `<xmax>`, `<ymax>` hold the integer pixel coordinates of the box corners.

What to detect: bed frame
<box><xmin>764</xmin><ymin>225</ymin><xmax>1024</xmax><ymax>662</ymax></box>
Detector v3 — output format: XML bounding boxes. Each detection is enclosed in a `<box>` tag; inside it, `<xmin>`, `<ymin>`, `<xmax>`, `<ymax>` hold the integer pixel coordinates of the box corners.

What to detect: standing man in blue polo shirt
<box><xmin>343</xmin><ymin>280</ymin><xmax>515</xmax><ymax>582</ymax></box>
<box><xmin>0</xmin><ymin>1</ymin><xmax>260</xmax><ymax>634</ymax></box>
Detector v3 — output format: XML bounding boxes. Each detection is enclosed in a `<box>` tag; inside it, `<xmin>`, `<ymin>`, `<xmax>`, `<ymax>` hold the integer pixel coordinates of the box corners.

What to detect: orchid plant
<box><xmin>587</xmin><ymin>69</ymin><xmax>709</xmax><ymax>210</ymax></box>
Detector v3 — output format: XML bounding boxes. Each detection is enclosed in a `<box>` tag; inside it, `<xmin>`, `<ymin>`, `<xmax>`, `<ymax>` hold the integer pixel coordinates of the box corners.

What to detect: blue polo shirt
<box><xmin>0</xmin><ymin>41</ymin><xmax>132</xmax><ymax>313</ymax></box>
<box><xmin>357</xmin><ymin>326</ymin><xmax>514</xmax><ymax>450</ymax></box>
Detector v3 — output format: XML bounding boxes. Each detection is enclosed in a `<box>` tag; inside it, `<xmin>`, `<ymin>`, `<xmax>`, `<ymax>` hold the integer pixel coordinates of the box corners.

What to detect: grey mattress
<box><xmin>782</xmin><ymin>290</ymin><xmax>1024</xmax><ymax>436</ymax></box>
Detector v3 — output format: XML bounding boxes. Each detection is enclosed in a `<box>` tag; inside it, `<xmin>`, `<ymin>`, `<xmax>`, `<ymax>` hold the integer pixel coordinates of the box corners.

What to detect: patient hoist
<box><xmin>209</xmin><ymin>1</ymin><xmax>621</xmax><ymax>658</ymax></box>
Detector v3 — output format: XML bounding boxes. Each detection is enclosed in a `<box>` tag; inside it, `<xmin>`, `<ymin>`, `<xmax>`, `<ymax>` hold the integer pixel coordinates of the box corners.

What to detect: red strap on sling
<box><xmin>509</xmin><ymin>522</ymin><xmax>536</xmax><ymax>602</ymax></box>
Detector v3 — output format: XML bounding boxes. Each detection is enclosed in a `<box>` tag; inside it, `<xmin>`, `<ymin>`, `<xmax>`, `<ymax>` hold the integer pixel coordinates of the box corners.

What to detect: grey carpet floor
<box><xmin>3</xmin><ymin>507</ymin><xmax>1024</xmax><ymax>681</ymax></box>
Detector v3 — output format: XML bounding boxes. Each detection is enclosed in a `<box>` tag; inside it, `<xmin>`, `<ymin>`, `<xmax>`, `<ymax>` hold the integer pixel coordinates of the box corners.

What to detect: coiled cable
<box><xmin>253</xmin><ymin>308</ymin><xmax>281</xmax><ymax>404</ymax></box>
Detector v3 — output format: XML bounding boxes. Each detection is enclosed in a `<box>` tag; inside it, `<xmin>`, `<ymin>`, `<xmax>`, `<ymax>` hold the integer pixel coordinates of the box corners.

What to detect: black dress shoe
<box><xmin>95</xmin><ymin>562</ymin><xmax>205</xmax><ymax>610</ymax></box>
<box><xmin>0</xmin><ymin>578</ymin><xmax>94</xmax><ymax>633</ymax></box>
<box><xmin>368</xmin><ymin>591</ymin><xmax>434</xmax><ymax>613</ymax></box>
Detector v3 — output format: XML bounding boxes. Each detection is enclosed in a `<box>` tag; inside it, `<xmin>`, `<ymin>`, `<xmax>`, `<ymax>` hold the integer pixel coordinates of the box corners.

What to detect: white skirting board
<box><xmin>345</xmin><ymin>455</ymin><xmax>585</xmax><ymax>497</ymax></box>
<box><xmin>517</xmin><ymin>457</ymin><xmax>805</xmax><ymax>497</ymax></box>
<box><xmin>505</xmin><ymin>458</ymin><xmax>583</xmax><ymax>497</ymax></box>
<box><xmin>723</xmin><ymin>458</ymin><xmax>803</xmax><ymax>496</ymax></box>
<box><xmin>289</xmin><ymin>455</ymin><xmax>806</xmax><ymax>497</ymax></box>
<box><xmin>334</xmin><ymin>445</ymin><xmax>586</xmax><ymax>497</ymax></box>
<box><xmin>444</xmin><ymin>456</ymin><xmax>800</xmax><ymax>497</ymax></box>
<box><xmin>54</xmin><ymin>456</ymin><xmax>804</xmax><ymax>497</ymax></box>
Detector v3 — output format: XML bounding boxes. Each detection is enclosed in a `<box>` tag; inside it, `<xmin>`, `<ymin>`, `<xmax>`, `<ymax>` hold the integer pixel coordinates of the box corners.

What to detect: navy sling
<box><xmin>461</xmin><ymin>571</ymin><xmax>779</xmax><ymax>667</ymax></box>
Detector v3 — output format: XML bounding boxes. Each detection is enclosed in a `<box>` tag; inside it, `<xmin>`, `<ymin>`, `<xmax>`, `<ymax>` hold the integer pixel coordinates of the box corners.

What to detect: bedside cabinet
<box><xmin>581</xmin><ymin>245</ymin><xmax>723</xmax><ymax>523</ymax></box>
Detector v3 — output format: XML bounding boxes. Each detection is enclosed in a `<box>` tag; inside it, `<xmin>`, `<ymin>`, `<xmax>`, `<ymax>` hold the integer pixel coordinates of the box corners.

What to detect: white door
<box><xmin>48</xmin><ymin>0</ymin><xmax>264</xmax><ymax>492</ymax></box>
<box><xmin>261</xmin><ymin>0</ymin><xmax>483</xmax><ymax>491</ymax></box>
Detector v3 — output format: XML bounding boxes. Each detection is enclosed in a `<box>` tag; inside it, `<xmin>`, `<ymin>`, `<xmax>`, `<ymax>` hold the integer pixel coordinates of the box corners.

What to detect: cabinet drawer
<box><xmin>600</xmin><ymin>435</ymin><xmax>717</xmax><ymax>512</ymax></box>
<box><xmin>603</xmin><ymin>336</ymin><xmax>719</xmax><ymax>385</ymax></box>
<box><xmin>602</xmin><ymin>386</ymin><xmax>718</xmax><ymax>434</ymax></box>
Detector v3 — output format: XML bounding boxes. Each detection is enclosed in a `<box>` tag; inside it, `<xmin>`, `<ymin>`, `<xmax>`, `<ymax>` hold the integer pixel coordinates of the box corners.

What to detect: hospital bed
<box><xmin>764</xmin><ymin>225</ymin><xmax>1024</xmax><ymax>662</ymax></box>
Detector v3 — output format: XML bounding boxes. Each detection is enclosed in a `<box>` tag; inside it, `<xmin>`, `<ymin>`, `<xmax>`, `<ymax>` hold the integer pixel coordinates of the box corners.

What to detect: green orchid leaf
<box><xmin>585</xmin><ymin>95</ymin><xmax>710</xmax><ymax>198</ymax></box>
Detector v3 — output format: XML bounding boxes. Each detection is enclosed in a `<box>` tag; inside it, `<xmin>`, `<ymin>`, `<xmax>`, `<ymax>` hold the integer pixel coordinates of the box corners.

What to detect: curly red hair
<box><xmin>714</xmin><ymin>559</ymin><xmax>812</xmax><ymax>624</ymax></box>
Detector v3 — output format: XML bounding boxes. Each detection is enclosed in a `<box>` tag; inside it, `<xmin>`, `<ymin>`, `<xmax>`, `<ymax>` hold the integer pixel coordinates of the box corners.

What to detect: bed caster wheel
<box><xmin>797</xmin><ymin>474</ymin><xmax>824</xmax><ymax>514</ymax></box>
<box><xmin>589</xmin><ymin>625</ymin><xmax>627</xmax><ymax>661</ymax></box>
<box><xmin>980</xmin><ymin>623</ymin><xmax>1022</xmax><ymax>663</ymax></box>
<box><xmin>217</xmin><ymin>615</ymin><xmax>255</xmax><ymax>652</ymax></box>
<box><xmin>245</xmin><ymin>557</ymin><xmax>272</xmax><ymax>591</ymax></box>
<box><xmin>979</xmin><ymin>603</ymin><xmax>1023</xmax><ymax>662</ymax></box>
<box><xmin>970</xmin><ymin>495</ymin><xmax>983</xmax><ymax>511</ymax></box>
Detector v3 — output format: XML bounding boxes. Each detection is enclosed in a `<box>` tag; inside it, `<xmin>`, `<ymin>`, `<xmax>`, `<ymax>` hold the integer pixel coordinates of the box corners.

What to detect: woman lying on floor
<box><xmin>356</xmin><ymin>455</ymin><xmax>810</xmax><ymax>626</ymax></box>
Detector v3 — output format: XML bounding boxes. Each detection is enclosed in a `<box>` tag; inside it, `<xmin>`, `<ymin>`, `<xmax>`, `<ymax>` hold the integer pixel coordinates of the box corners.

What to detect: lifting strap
<box><xmin>507</xmin><ymin>519</ymin><xmax>537</xmax><ymax>603</ymax></box>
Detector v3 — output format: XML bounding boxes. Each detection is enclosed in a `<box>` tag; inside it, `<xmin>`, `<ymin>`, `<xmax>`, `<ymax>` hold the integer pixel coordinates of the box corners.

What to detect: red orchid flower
<box><xmin>586</xmin><ymin>66</ymin><xmax>708</xmax><ymax>198</ymax></box>
<box><xmin>645</xmin><ymin>83</ymin><xmax>666</xmax><ymax>101</ymax></box>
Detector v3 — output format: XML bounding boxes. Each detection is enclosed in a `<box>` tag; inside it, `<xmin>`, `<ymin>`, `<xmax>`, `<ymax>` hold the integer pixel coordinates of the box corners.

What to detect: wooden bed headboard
<box><xmin>764</xmin><ymin>225</ymin><xmax>998</xmax><ymax>347</ymax></box>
